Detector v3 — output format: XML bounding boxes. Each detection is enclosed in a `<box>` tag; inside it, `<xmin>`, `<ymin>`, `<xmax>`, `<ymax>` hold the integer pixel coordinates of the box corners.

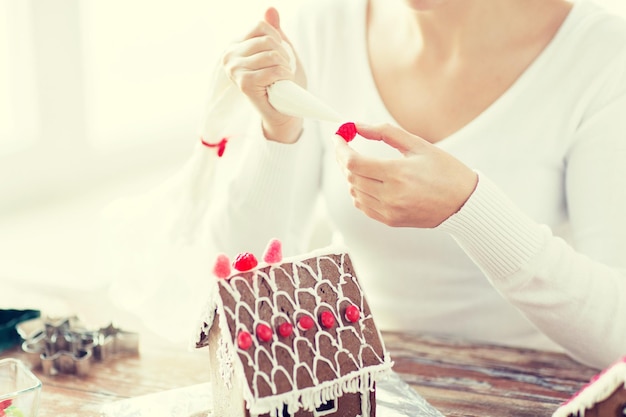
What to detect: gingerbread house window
<box><xmin>315</xmin><ymin>399</ymin><xmax>337</xmax><ymax>415</ymax></box>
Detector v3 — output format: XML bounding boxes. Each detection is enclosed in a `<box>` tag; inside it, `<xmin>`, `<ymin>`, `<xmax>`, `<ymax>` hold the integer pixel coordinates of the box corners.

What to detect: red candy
<box><xmin>213</xmin><ymin>254</ymin><xmax>231</xmax><ymax>279</ymax></box>
<box><xmin>297</xmin><ymin>315</ymin><xmax>315</xmax><ymax>331</ymax></box>
<box><xmin>278</xmin><ymin>322</ymin><xmax>293</xmax><ymax>338</ymax></box>
<box><xmin>233</xmin><ymin>252</ymin><xmax>258</xmax><ymax>271</ymax></box>
<box><xmin>345</xmin><ymin>305</ymin><xmax>360</xmax><ymax>323</ymax></box>
<box><xmin>320</xmin><ymin>311</ymin><xmax>335</xmax><ymax>329</ymax></box>
<box><xmin>263</xmin><ymin>239</ymin><xmax>283</xmax><ymax>264</ymax></box>
<box><xmin>237</xmin><ymin>331</ymin><xmax>252</xmax><ymax>350</ymax></box>
<box><xmin>336</xmin><ymin>122</ymin><xmax>357</xmax><ymax>142</ymax></box>
<box><xmin>256</xmin><ymin>323</ymin><xmax>273</xmax><ymax>342</ymax></box>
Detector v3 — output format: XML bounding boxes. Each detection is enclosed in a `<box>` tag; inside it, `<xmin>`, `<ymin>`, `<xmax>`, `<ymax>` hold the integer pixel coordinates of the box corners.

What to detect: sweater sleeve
<box><xmin>436</xmin><ymin>90</ymin><xmax>626</xmax><ymax>369</ymax></box>
<box><xmin>208</xmin><ymin>117</ymin><xmax>323</xmax><ymax>258</ymax></box>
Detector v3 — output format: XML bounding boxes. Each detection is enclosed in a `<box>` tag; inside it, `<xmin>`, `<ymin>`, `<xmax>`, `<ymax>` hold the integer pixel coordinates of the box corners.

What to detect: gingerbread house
<box><xmin>553</xmin><ymin>357</ymin><xmax>626</xmax><ymax>417</ymax></box>
<box><xmin>195</xmin><ymin>241</ymin><xmax>392</xmax><ymax>417</ymax></box>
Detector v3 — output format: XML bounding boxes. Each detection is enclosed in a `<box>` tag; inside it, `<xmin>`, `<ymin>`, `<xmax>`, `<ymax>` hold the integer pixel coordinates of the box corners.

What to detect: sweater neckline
<box><xmin>355</xmin><ymin>0</ymin><xmax>583</xmax><ymax>147</ymax></box>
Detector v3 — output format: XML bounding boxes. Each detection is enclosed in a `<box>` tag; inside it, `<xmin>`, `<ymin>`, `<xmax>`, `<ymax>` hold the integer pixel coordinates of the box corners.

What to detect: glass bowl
<box><xmin>0</xmin><ymin>358</ymin><xmax>41</xmax><ymax>417</ymax></box>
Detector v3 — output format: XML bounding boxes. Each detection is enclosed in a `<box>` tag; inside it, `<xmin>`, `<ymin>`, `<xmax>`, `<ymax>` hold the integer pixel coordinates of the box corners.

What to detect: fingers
<box><xmin>333</xmin><ymin>135</ymin><xmax>386</xmax><ymax>182</ymax></box>
<box><xmin>221</xmin><ymin>8</ymin><xmax>305</xmax><ymax>143</ymax></box>
<box><xmin>224</xmin><ymin>30</ymin><xmax>295</xmax><ymax>98</ymax></box>
<box><xmin>227</xmin><ymin>44</ymin><xmax>292</xmax><ymax>75</ymax></box>
<box><xmin>356</xmin><ymin>123</ymin><xmax>428</xmax><ymax>155</ymax></box>
<box><xmin>224</xmin><ymin>34</ymin><xmax>291</xmax><ymax>70</ymax></box>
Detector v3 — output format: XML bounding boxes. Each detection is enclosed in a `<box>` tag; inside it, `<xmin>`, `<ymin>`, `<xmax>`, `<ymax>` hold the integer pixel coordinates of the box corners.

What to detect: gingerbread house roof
<box><xmin>196</xmin><ymin>247</ymin><xmax>392</xmax><ymax>416</ymax></box>
<box><xmin>553</xmin><ymin>357</ymin><xmax>626</xmax><ymax>417</ymax></box>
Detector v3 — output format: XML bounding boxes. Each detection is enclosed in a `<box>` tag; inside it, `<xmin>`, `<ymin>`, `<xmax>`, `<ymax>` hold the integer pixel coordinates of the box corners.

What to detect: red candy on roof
<box><xmin>237</xmin><ymin>331</ymin><xmax>252</xmax><ymax>350</ymax></box>
<box><xmin>336</xmin><ymin>122</ymin><xmax>357</xmax><ymax>142</ymax></box>
<box><xmin>320</xmin><ymin>311</ymin><xmax>336</xmax><ymax>329</ymax></box>
<box><xmin>297</xmin><ymin>315</ymin><xmax>315</xmax><ymax>331</ymax></box>
<box><xmin>278</xmin><ymin>322</ymin><xmax>293</xmax><ymax>338</ymax></box>
<box><xmin>256</xmin><ymin>323</ymin><xmax>273</xmax><ymax>342</ymax></box>
<box><xmin>233</xmin><ymin>252</ymin><xmax>258</xmax><ymax>272</ymax></box>
<box><xmin>345</xmin><ymin>305</ymin><xmax>361</xmax><ymax>323</ymax></box>
<box><xmin>263</xmin><ymin>239</ymin><xmax>283</xmax><ymax>264</ymax></box>
<box><xmin>213</xmin><ymin>254</ymin><xmax>231</xmax><ymax>279</ymax></box>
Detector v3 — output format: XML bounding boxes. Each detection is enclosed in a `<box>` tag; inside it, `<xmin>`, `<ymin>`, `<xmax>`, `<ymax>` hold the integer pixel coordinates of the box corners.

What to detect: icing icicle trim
<box><xmin>246</xmin><ymin>362</ymin><xmax>392</xmax><ymax>417</ymax></box>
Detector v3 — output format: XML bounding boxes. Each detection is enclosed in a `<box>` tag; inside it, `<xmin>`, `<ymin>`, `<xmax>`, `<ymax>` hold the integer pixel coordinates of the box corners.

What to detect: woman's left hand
<box><xmin>333</xmin><ymin>123</ymin><xmax>478</xmax><ymax>228</ymax></box>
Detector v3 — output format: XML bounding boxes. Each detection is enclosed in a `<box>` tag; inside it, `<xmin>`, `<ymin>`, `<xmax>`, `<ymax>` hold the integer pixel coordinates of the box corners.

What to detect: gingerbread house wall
<box><xmin>248</xmin><ymin>391</ymin><xmax>372</xmax><ymax>417</ymax></box>
<box><xmin>208</xmin><ymin>320</ymin><xmax>246</xmax><ymax>417</ymax></box>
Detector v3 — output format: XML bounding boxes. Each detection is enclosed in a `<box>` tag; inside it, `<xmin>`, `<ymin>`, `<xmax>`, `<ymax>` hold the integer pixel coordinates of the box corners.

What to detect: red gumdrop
<box><xmin>237</xmin><ymin>331</ymin><xmax>252</xmax><ymax>350</ymax></box>
<box><xmin>297</xmin><ymin>315</ymin><xmax>315</xmax><ymax>331</ymax></box>
<box><xmin>336</xmin><ymin>122</ymin><xmax>357</xmax><ymax>142</ymax></box>
<box><xmin>345</xmin><ymin>305</ymin><xmax>361</xmax><ymax>323</ymax></box>
<box><xmin>213</xmin><ymin>254</ymin><xmax>231</xmax><ymax>279</ymax></box>
<box><xmin>320</xmin><ymin>311</ymin><xmax>335</xmax><ymax>329</ymax></box>
<box><xmin>278</xmin><ymin>322</ymin><xmax>293</xmax><ymax>338</ymax></box>
<box><xmin>233</xmin><ymin>252</ymin><xmax>258</xmax><ymax>271</ymax></box>
<box><xmin>263</xmin><ymin>239</ymin><xmax>283</xmax><ymax>264</ymax></box>
<box><xmin>256</xmin><ymin>323</ymin><xmax>273</xmax><ymax>342</ymax></box>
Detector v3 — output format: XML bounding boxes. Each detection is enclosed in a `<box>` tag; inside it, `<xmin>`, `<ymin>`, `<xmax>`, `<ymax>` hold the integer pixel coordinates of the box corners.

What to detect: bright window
<box><xmin>0</xmin><ymin>1</ymin><xmax>38</xmax><ymax>157</ymax></box>
<box><xmin>0</xmin><ymin>1</ymin><xmax>304</xmax><ymax>212</ymax></box>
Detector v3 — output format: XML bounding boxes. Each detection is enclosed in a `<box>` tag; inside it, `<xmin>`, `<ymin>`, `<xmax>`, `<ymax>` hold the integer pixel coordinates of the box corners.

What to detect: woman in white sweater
<box><xmin>211</xmin><ymin>0</ymin><xmax>626</xmax><ymax>369</ymax></box>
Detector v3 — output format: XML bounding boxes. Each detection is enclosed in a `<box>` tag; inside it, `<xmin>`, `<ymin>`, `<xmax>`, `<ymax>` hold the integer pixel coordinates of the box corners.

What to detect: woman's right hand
<box><xmin>223</xmin><ymin>7</ymin><xmax>306</xmax><ymax>144</ymax></box>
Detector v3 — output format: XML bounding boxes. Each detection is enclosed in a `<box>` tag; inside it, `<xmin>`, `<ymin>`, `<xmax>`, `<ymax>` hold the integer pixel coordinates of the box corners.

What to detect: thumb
<box><xmin>264</xmin><ymin>7</ymin><xmax>301</xmax><ymax>76</ymax></box>
<box><xmin>265</xmin><ymin>8</ymin><xmax>286</xmax><ymax>38</ymax></box>
<box><xmin>264</xmin><ymin>7</ymin><xmax>280</xmax><ymax>29</ymax></box>
<box><xmin>356</xmin><ymin>123</ymin><xmax>426</xmax><ymax>155</ymax></box>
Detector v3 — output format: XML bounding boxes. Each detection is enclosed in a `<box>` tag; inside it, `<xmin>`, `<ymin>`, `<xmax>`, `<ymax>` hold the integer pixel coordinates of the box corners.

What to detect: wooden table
<box><xmin>1</xmin><ymin>332</ymin><xmax>598</xmax><ymax>417</ymax></box>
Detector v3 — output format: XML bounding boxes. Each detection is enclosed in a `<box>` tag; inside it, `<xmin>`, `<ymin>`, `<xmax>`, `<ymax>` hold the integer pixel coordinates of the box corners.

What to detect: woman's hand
<box><xmin>334</xmin><ymin>123</ymin><xmax>478</xmax><ymax>228</ymax></box>
<box><xmin>223</xmin><ymin>8</ymin><xmax>306</xmax><ymax>144</ymax></box>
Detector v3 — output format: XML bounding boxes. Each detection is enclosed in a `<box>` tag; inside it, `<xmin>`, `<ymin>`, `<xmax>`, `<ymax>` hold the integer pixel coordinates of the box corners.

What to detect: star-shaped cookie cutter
<box><xmin>19</xmin><ymin>316</ymin><xmax>139</xmax><ymax>377</ymax></box>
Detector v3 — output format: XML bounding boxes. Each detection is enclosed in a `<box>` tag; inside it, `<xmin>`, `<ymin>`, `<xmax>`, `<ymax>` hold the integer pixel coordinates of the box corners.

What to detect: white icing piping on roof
<box><xmin>214</xmin><ymin>251</ymin><xmax>393</xmax><ymax>415</ymax></box>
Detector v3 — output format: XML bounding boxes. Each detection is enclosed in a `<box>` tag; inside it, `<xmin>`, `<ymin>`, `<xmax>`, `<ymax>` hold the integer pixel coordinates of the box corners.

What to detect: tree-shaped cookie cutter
<box><xmin>19</xmin><ymin>316</ymin><xmax>139</xmax><ymax>377</ymax></box>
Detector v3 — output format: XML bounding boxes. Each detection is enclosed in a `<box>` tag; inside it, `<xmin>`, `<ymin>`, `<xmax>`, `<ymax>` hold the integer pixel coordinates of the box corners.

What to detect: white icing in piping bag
<box><xmin>266</xmin><ymin>41</ymin><xmax>344</xmax><ymax>124</ymax></box>
<box><xmin>267</xmin><ymin>80</ymin><xmax>344</xmax><ymax>123</ymax></box>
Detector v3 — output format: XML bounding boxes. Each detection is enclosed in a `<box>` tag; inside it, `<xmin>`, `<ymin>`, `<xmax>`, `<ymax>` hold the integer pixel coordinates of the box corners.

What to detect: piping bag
<box><xmin>266</xmin><ymin>79</ymin><xmax>344</xmax><ymax>123</ymax></box>
<box><xmin>196</xmin><ymin>40</ymin><xmax>344</xmax><ymax>143</ymax></box>
<box><xmin>101</xmin><ymin>42</ymin><xmax>349</xmax><ymax>343</ymax></box>
<box><xmin>182</xmin><ymin>41</ymin><xmax>344</xmax><ymax>240</ymax></box>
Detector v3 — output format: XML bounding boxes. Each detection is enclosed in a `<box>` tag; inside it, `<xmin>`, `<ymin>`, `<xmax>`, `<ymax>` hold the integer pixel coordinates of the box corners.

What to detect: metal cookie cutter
<box><xmin>19</xmin><ymin>316</ymin><xmax>139</xmax><ymax>377</ymax></box>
